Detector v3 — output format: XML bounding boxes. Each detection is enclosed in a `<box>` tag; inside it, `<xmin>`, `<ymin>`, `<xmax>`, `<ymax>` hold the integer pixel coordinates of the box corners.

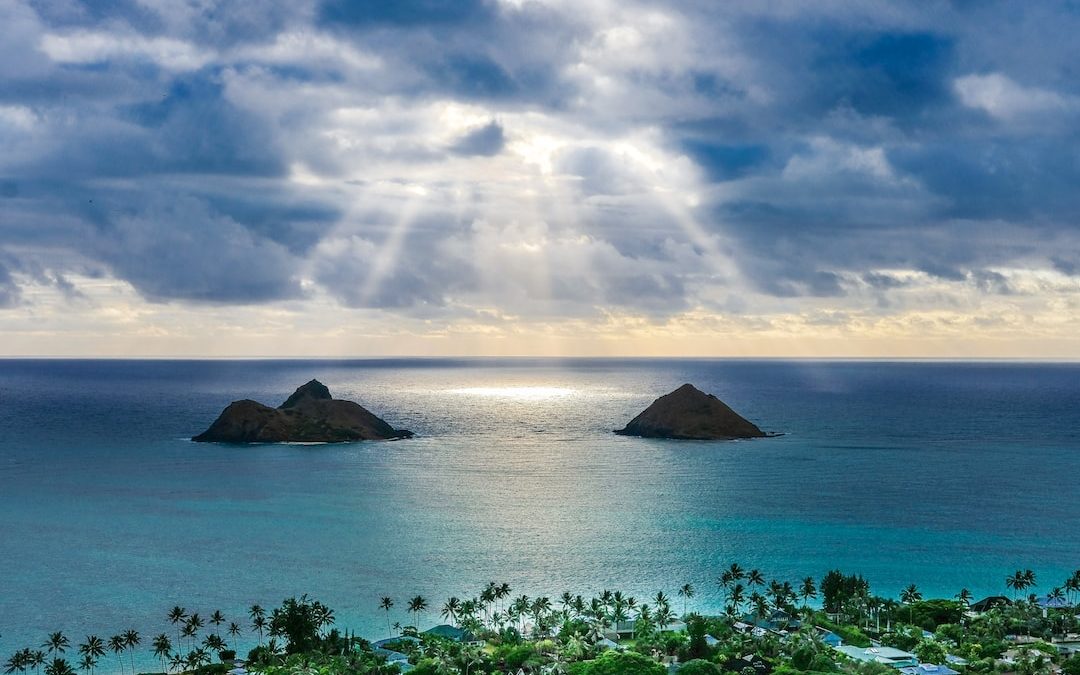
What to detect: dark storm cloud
<box><xmin>318</xmin><ymin>0</ymin><xmax>496</xmax><ymax>29</ymax></box>
<box><xmin>450</xmin><ymin>120</ymin><xmax>506</xmax><ymax>156</ymax></box>
<box><xmin>3</xmin><ymin>0</ymin><xmax>1080</xmax><ymax>315</ymax></box>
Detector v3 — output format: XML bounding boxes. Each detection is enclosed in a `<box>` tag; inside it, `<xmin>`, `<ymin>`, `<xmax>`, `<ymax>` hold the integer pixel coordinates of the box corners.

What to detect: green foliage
<box><xmin>493</xmin><ymin>643</ymin><xmax>538</xmax><ymax>670</ymax></box>
<box><xmin>268</xmin><ymin>596</ymin><xmax>333</xmax><ymax>654</ymax></box>
<box><xmin>1061</xmin><ymin>655</ymin><xmax>1080</xmax><ymax>675</ymax></box>
<box><xmin>218</xmin><ymin>650</ymin><xmax>236</xmax><ymax>662</ymax></box>
<box><xmin>567</xmin><ymin>650</ymin><xmax>666</xmax><ymax>675</ymax></box>
<box><xmin>683</xmin><ymin>614</ymin><xmax>713</xmax><ymax>660</ymax></box>
<box><xmin>913</xmin><ymin>639</ymin><xmax>947</xmax><ymax>665</ymax></box>
<box><xmin>882</xmin><ymin>625</ymin><xmax>921</xmax><ymax>652</ymax></box>
<box><xmin>820</xmin><ymin>571</ymin><xmax>869</xmax><ymax>615</ymax></box>
<box><xmin>791</xmin><ymin>644</ymin><xmax>817</xmax><ymax>671</ymax></box>
<box><xmin>677</xmin><ymin>659</ymin><xmax>721</xmax><ymax>675</ymax></box>
<box><xmin>810</xmin><ymin>653</ymin><xmax>839</xmax><ymax>672</ymax></box>
<box><xmin>816</xmin><ymin>618</ymin><xmax>871</xmax><ymax>648</ymax></box>
<box><xmin>907</xmin><ymin>601</ymin><xmax>963</xmax><ymax>631</ymax></box>
<box><xmin>933</xmin><ymin>623</ymin><xmax>963</xmax><ymax>644</ymax></box>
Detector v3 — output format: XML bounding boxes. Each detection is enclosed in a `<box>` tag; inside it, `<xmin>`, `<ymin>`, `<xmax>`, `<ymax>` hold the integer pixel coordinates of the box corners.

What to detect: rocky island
<box><xmin>192</xmin><ymin>379</ymin><xmax>413</xmax><ymax>443</ymax></box>
<box><xmin>614</xmin><ymin>383</ymin><xmax>769</xmax><ymax>440</ymax></box>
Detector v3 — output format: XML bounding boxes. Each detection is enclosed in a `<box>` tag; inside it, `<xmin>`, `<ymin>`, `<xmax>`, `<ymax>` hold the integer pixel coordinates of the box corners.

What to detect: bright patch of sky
<box><xmin>2</xmin><ymin>0</ymin><xmax>1080</xmax><ymax>356</ymax></box>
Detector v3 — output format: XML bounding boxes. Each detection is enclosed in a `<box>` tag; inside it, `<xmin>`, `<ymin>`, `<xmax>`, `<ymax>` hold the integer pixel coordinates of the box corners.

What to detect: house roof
<box><xmin>835</xmin><ymin>645</ymin><xmax>917</xmax><ymax>665</ymax></box>
<box><xmin>722</xmin><ymin>655</ymin><xmax>772</xmax><ymax>675</ymax></box>
<box><xmin>969</xmin><ymin>596</ymin><xmax>1011</xmax><ymax>612</ymax></box>
<box><xmin>900</xmin><ymin>665</ymin><xmax>960</xmax><ymax>675</ymax></box>
<box><xmin>1038</xmin><ymin>596</ymin><xmax>1072</xmax><ymax>608</ymax></box>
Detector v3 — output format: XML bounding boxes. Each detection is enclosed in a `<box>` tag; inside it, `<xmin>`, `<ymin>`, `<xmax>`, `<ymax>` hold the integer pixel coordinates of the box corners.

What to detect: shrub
<box><xmin>568</xmin><ymin>650</ymin><xmax>666</xmax><ymax>675</ymax></box>
<box><xmin>679</xmin><ymin>659</ymin><xmax>721</xmax><ymax>675</ymax></box>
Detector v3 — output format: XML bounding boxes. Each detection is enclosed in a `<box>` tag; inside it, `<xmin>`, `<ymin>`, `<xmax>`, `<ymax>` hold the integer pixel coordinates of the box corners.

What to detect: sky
<box><xmin>2</xmin><ymin>0</ymin><xmax>1080</xmax><ymax>357</ymax></box>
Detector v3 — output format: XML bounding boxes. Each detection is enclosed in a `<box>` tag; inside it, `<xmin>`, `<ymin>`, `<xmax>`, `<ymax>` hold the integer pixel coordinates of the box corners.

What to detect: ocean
<box><xmin>1</xmin><ymin>359</ymin><xmax>1077</xmax><ymax>667</ymax></box>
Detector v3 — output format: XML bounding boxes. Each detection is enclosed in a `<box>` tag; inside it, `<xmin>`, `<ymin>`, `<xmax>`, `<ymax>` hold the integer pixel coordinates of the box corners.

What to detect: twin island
<box><xmin>193</xmin><ymin>380</ymin><xmax>773</xmax><ymax>444</ymax></box>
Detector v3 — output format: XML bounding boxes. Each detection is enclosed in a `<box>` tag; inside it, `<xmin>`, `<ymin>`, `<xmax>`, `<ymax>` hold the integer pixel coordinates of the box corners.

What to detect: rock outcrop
<box><xmin>614</xmin><ymin>383</ymin><xmax>767</xmax><ymax>440</ymax></box>
<box><xmin>193</xmin><ymin>380</ymin><xmax>413</xmax><ymax>443</ymax></box>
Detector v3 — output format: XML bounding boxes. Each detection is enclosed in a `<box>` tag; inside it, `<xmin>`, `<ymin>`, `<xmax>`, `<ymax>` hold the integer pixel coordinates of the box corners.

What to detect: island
<box><xmin>192</xmin><ymin>379</ymin><xmax>413</xmax><ymax>443</ymax></box>
<box><xmin>614</xmin><ymin>383</ymin><xmax>769</xmax><ymax>439</ymax></box>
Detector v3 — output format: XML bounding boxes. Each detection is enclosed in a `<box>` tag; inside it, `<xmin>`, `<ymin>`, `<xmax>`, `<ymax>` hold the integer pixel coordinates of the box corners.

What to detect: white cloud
<box><xmin>39</xmin><ymin>30</ymin><xmax>214</xmax><ymax>71</ymax></box>
<box><xmin>954</xmin><ymin>73</ymin><xmax>1074</xmax><ymax>120</ymax></box>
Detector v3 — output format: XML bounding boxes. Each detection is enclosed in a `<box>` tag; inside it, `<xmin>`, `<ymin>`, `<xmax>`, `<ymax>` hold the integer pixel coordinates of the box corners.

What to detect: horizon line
<box><xmin>3</xmin><ymin>355</ymin><xmax>1080</xmax><ymax>363</ymax></box>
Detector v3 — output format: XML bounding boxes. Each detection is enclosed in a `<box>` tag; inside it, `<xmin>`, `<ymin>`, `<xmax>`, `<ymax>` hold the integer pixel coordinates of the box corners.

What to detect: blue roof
<box><xmin>899</xmin><ymin>665</ymin><xmax>959</xmax><ymax>675</ymax></box>
<box><xmin>1038</xmin><ymin>596</ymin><xmax>1071</xmax><ymax>608</ymax></box>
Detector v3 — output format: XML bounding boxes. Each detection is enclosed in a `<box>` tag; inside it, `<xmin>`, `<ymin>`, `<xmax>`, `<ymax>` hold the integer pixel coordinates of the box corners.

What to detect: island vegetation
<box><xmin>5</xmin><ymin>568</ymin><xmax>1079</xmax><ymax>675</ymax></box>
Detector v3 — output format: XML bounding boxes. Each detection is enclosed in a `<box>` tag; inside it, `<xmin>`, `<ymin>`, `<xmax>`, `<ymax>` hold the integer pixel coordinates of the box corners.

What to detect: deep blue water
<box><xmin>1</xmin><ymin>359</ymin><xmax>1078</xmax><ymax>667</ymax></box>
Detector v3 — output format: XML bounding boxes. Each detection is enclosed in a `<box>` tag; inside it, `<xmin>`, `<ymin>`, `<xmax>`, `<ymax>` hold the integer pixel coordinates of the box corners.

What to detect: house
<box><xmin>595</xmin><ymin>638</ymin><xmax>620</xmax><ymax>651</ymax></box>
<box><xmin>373</xmin><ymin>647</ymin><xmax>413</xmax><ymax>673</ymax></box>
<box><xmin>969</xmin><ymin>596</ymin><xmax>1010</xmax><ymax>613</ymax></box>
<box><xmin>422</xmin><ymin>624</ymin><xmax>483</xmax><ymax>645</ymax></box>
<box><xmin>899</xmin><ymin>665</ymin><xmax>959</xmax><ymax>675</ymax></box>
<box><xmin>1039</xmin><ymin>596</ymin><xmax>1072</xmax><ymax>609</ymax></box>
<box><xmin>834</xmin><ymin>645</ymin><xmax>919</xmax><ymax>669</ymax></box>
<box><xmin>816</xmin><ymin>628</ymin><xmax>843</xmax><ymax>647</ymax></box>
<box><xmin>704</xmin><ymin>634</ymin><xmax>721</xmax><ymax>647</ymax></box>
<box><xmin>945</xmin><ymin>654</ymin><xmax>969</xmax><ymax>666</ymax></box>
<box><xmin>722</xmin><ymin>654</ymin><xmax>772</xmax><ymax>675</ymax></box>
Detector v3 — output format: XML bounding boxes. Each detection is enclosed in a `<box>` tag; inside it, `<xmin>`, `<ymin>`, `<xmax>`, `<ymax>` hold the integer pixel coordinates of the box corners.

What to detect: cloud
<box><xmin>954</xmin><ymin>72</ymin><xmax>1075</xmax><ymax>120</ymax></box>
<box><xmin>450</xmin><ymin>120</ymin><xmax>506</xmax><ymax>156</ymax></box>
<box><xmin>4</xmin><ymin>0</ymin><xmax>1080</xmax><ymax>355</ymax></box>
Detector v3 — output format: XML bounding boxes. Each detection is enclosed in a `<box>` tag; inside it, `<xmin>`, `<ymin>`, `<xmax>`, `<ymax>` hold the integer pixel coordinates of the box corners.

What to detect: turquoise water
<box><xmin>1</xmin><ymin>359</ymin><xmax>1078</xmax><ymax>667</ymax></box>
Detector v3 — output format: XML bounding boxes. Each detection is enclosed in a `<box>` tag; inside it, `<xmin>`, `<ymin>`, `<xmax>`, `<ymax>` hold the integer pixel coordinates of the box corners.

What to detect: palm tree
<box><xmin>677</xmin><ymin>584</ymin><xmax>695</xmax><ymax>617</ymax></box>
<box><xmin>76</xmin><ymin>638</ymin><xmax>103</xmax><ymax>672</ymax></box>
<box><xmin>728</xmin><ymin>583</ymin><xmax>746</xmax><ymax>616</ymax></box>
<box><xmin>459</xmin><ymin>645</ymin><xmax>483</xmax><ymax>675</ymax></box>
<box><xmin>185</xmin><ymin>615</ymin><xmax>202</xmax><ymax>651</ymax></box>
<box><xmin>121</xmin><ymin>631</ymin><xmax>139</xmax><ymax>675</ymax></box>
<box><xmin>167</xmin><ymin>654</ymin><xmax>184</xmax><ymax>674</ymax></box>
<box><xmin>248</xmin><ymin>605</ymin><xmax>266</xmax><ymax>643</ymax></box>
<box><xmin>901</xmin><ymin>584</ymin><xmax>922</xmax><ymax>623</ymax></box>
<box><xmin>151</xmin><ymin>635</ymin><xmax>171</xmax><ymax>674</ymax></box>
<box><xmin>1023</xmin><ymin>569</ymin><xmax>1037</xmax><ymax>594</ymax></box>
<box><xmin>167</xmin><ymin>607</ymin><xmax>188</xmax><ymax>653</ymax></box>
<box><xmin>210</xmin><ymin>611</ymin><xmax>225</xmax><ymax>629</ymax></box>
<box><xmin>727</xmin><ymin>563</ymin><xmax>746</xmax><ymax>583</ymax></box>
<box><xmin>1006</xmin><ymin>571</ymin><xmax>1022</xmax><ymax>598</ymax></box>
<box><xmin>107</xmin><ymin>637</ymin><xmax>125</xmax><ymax>675</ymax></box>
<box><xmin>29</xmin><ymin>653</ymin><xmax>44</xmax><ymax>675</ymax></box>
<box><xmin>955</xmin><ymin>588</ymin><xmax>972</xmax><ymax>606</ymax></box>
<box><xmin>441</xmin><ymin>597</ymin><xmax>462</xmax><ymax>626</ymax></box>
<box><xmin>497</xmin><ymin>583</ymin><xmax>512</xmax><ymax>615</ymax></box>
<box><xmin>75</xmin><ymin>656</ymin><xmax>94</xmax><ymax>675</ymax></box>
<box><xmin>748</xmin><ymin>569</ymin><xmax>765</xmax><ymax>590</ymax></box>
<box><xmin>378</xmin><ymin>597</ymin><xmax>395</xmax><ymax>636</ymax></box>
<box><xmin>41</xmin><ymin>635</ymin><xmax>69</xmax><ymax>660</ymax></box>
<box><xmin>407</xmin><ymin>595</ymin><xmax>428</xmax><ymax>630</ymax></box>
<box><xmin>43</xmin><ymin>659</ymin><xmax>74</xmax><ymax>675</ymax></box>
<box><xmin>655</xmin><ymin>601</ymin><xmax>676</xmax><ymax>631</ymax></box>
<box><xmin>227</xmin><ymin>623</ymin><xmax>241</xmax><ymax>642</ymax></box>
<box><xmin>3</xmin><ymin>652</ymin><xmax>25</xmax><ymax>675</ymax></box>
<box><xmin>799</xmin><ymin>577</ymin><xmax>817</xmax><ymax>609</ymax></box>
<box><xmin>203</xmin><ymin>635</ymin><xmax>225</xmax><ymax>656</ymax></box>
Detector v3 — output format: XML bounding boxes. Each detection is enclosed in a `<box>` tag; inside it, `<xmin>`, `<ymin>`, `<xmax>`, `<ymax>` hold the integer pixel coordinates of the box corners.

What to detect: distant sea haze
<box><xmin>1</xmin><ymin>359</ymin><xmax>1078</xmax><ymax>671</ymax></box>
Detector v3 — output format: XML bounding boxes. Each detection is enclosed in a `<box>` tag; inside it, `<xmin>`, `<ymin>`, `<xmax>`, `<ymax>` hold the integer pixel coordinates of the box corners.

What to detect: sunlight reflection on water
<box><xmin>446</xmin><ymin>386</ymin><xmax>576</xmax><ymax>400</ymax></box>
